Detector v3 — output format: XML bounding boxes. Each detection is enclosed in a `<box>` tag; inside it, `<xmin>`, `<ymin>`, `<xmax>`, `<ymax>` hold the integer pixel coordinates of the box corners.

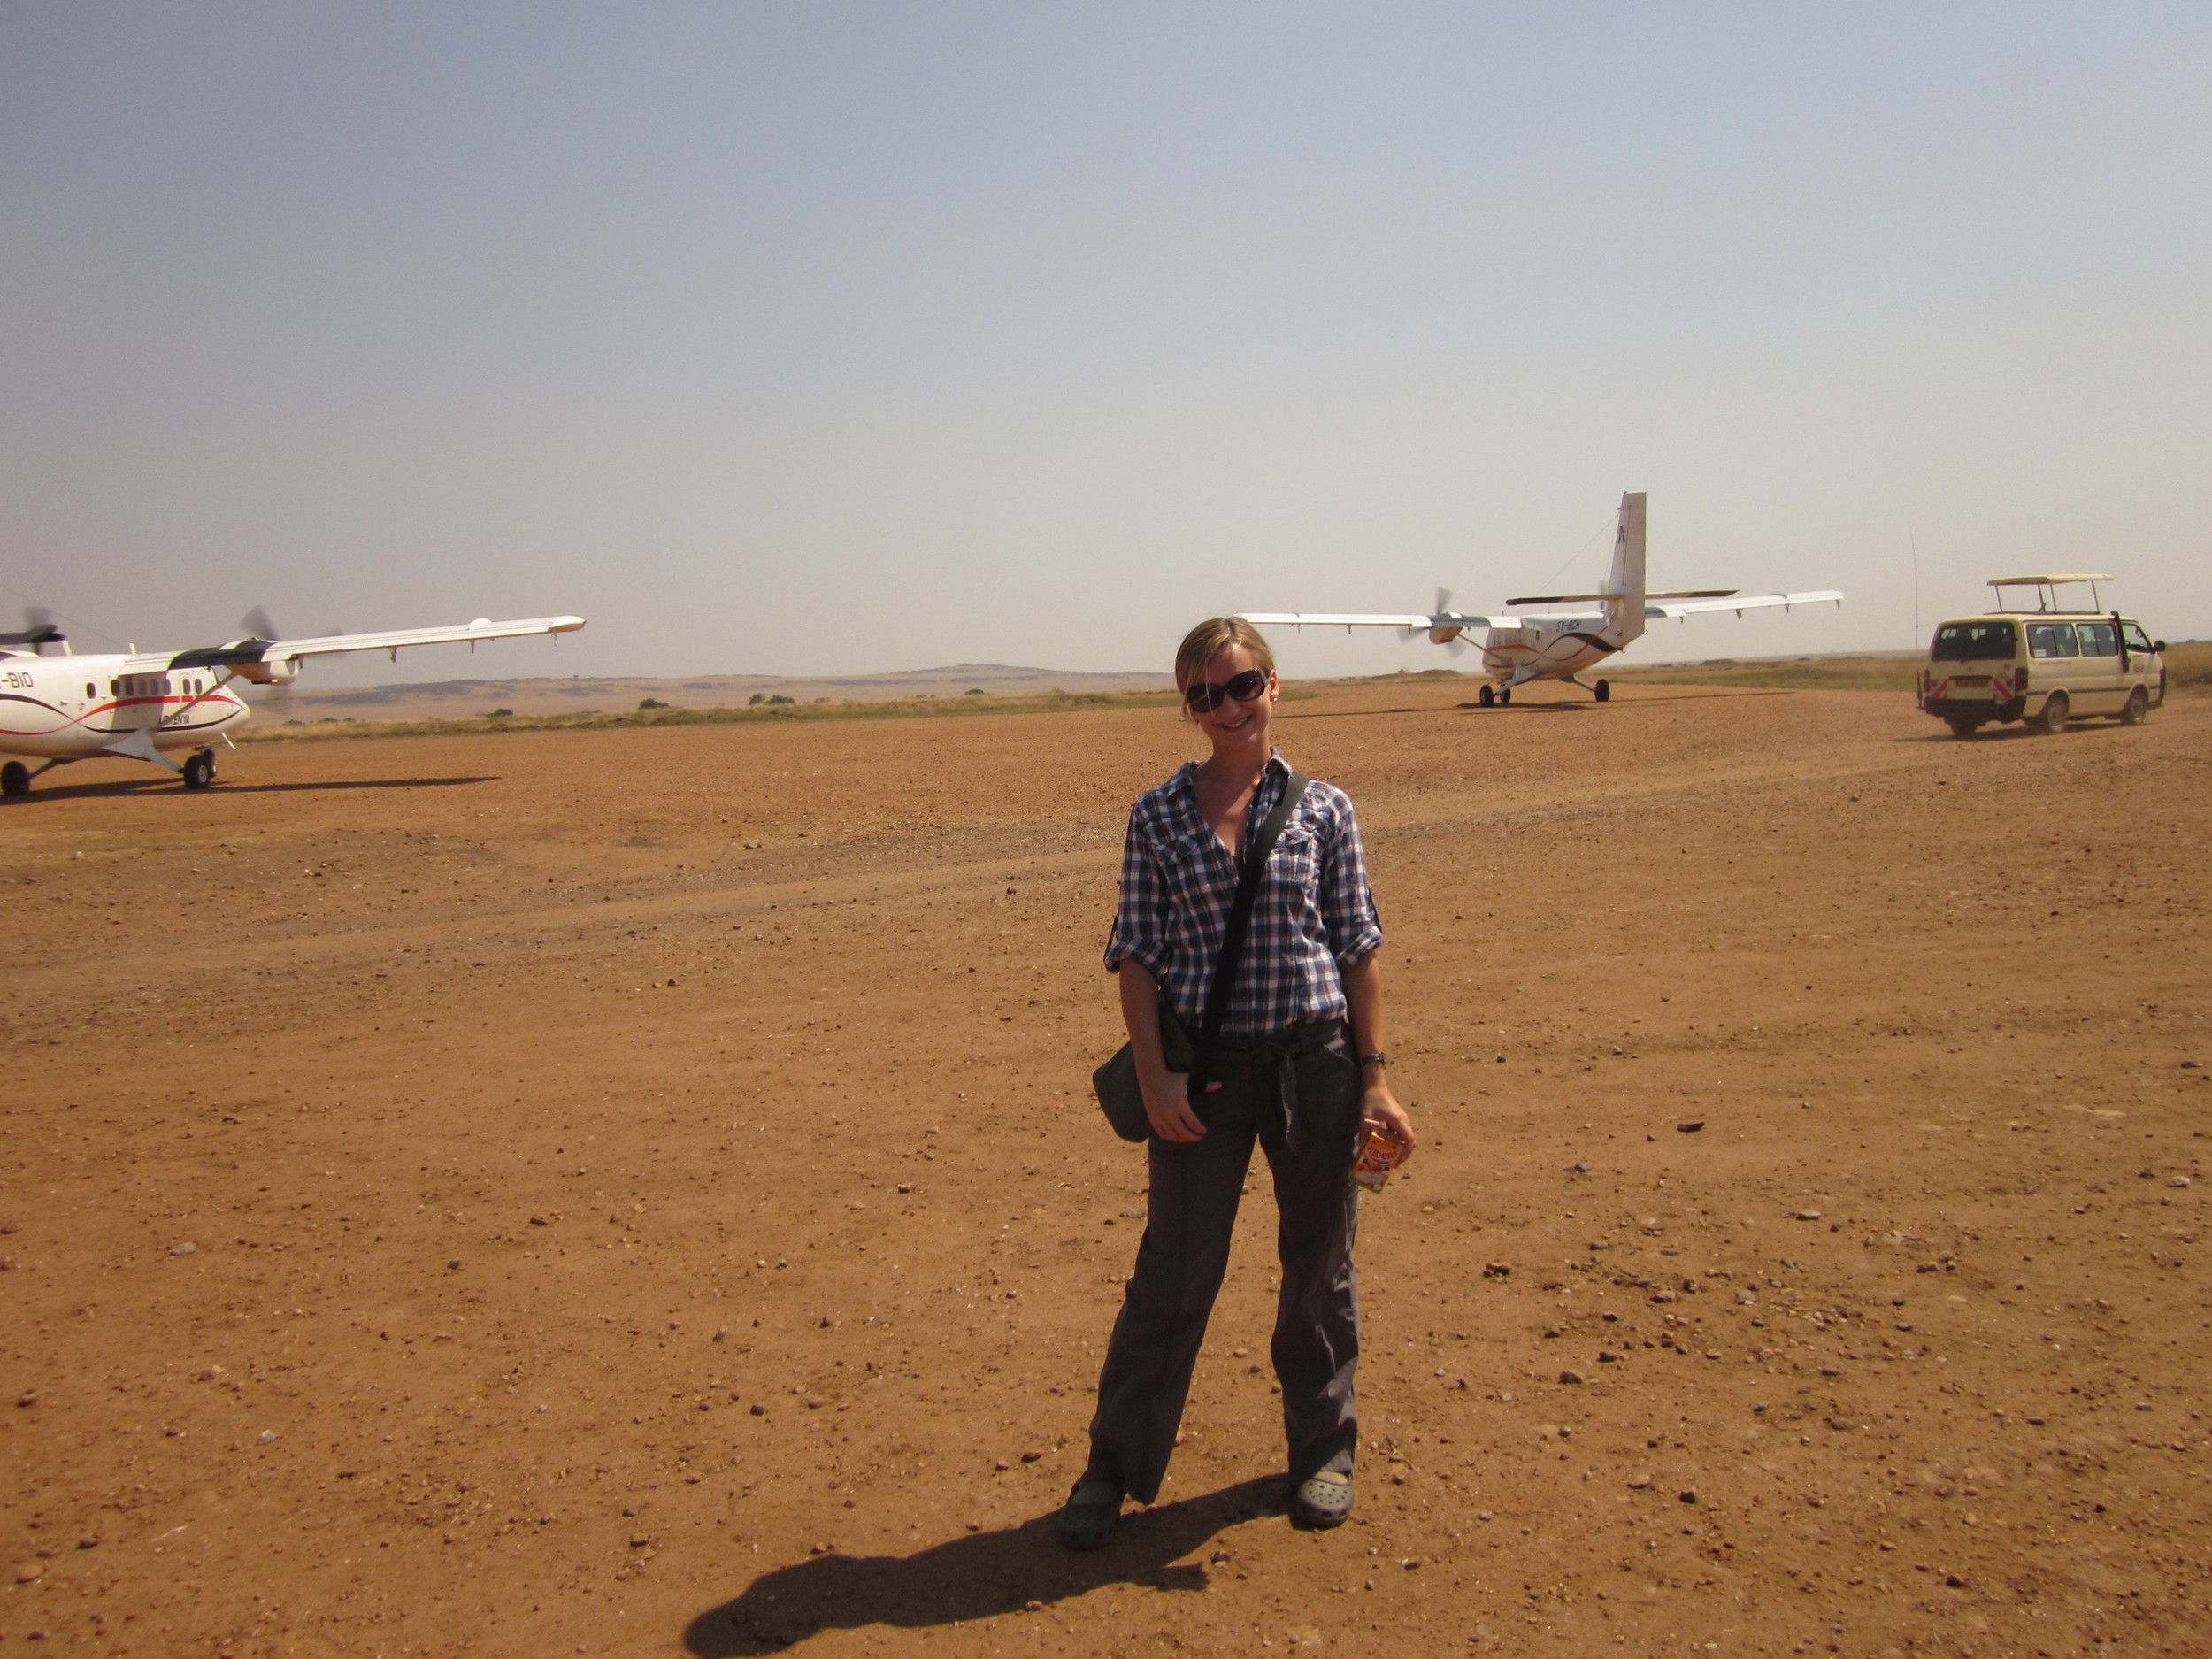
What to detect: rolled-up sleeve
<box><xmin>1318</xmin><ymin>795</ymin><xmax>1384</xmax><ymax>968</ymax></box>
<box><xmin>1103</xmin><ymin>806</ymin><xmax>1171</xmax><ymax>979</ymax></box>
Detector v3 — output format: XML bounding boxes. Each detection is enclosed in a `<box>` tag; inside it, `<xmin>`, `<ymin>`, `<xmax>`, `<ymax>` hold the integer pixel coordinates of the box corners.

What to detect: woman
<box><xmin>1061</xmin><ymin>617</ymin><xmax>1413</xmax><ymax>1548</ymax></box>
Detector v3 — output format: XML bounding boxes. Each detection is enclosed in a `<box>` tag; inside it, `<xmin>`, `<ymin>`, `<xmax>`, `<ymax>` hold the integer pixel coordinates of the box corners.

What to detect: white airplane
<box><xmin>0</xmin><ymin>611</ymin><xmax>585</xmax><ymax>796</ymax></box>
<box><xmin>1245</xmin><ymin>492</ymin><xmax>1843</xmax><ymax>704</ymax></box>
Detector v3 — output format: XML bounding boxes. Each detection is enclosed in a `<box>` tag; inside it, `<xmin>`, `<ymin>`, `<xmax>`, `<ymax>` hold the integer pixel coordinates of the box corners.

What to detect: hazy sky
<box><xmin>4</xmin><ymin>3</ymin><xmax>2206</xmax><ymax>685</ymax></box>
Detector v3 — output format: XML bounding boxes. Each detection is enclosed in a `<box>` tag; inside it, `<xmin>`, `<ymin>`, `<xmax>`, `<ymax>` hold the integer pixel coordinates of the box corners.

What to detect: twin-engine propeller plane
<box><xmin>1244</xmin><ymin>492</ymin><xmax>1842</xmax><ymax>703</ymax></box>
<box><xmin>0</xmin><ymin>611</ymin><xmax>585</xmax><ymax>796</ymax></box>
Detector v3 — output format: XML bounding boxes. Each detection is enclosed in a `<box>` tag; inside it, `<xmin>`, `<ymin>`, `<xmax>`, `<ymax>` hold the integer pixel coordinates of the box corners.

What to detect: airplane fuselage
<box><xmin>1471</xmin><ymin>618</ymin><xmax>1626</xmax><ymax>687</ymax></box>
<box><xmin>0</xmin><ymin>652</ymin><xmax>253</xmax><ymax>760</ymax></box>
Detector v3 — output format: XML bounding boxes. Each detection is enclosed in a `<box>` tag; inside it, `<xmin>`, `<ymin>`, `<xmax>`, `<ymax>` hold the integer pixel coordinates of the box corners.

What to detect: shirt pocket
<box><xmin>1264</xmin><ymin>825</ymin><xmax>1322</xmax><ymax>898</ymax></box>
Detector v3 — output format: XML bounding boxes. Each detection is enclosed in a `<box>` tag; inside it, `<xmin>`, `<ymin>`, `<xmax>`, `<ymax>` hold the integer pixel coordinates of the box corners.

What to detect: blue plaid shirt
<box><xmin>1104</xmin><ymin>752</ymin><xmax>1384</xmax><ymax>1037</ymax></box>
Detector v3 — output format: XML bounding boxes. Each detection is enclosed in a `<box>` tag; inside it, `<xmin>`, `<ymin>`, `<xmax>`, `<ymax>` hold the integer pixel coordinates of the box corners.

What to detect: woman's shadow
<box><xmin>681</xmin><ymin>1476</ymin><xmax>1282</xmax><ymax>1655</ymax></box>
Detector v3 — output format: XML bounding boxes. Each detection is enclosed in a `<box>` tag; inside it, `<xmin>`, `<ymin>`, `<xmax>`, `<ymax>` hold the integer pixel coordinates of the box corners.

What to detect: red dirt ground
<box><xmin>3</xmin><ymin>679</ymin><xmax>2207</xmax><ymax>1659</ymax></box>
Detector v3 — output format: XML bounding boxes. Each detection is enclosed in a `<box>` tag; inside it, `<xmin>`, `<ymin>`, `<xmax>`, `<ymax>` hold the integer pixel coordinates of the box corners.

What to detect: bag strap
<box><xmin>1192</xmin><ymin>770</ymin><xmax>1310</xmax><ymax>1074</ymax></box>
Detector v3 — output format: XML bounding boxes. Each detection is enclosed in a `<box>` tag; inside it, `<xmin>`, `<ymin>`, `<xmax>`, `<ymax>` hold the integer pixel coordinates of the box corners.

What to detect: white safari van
<box><xmin>1919</xmin><ymin>575</ymin><xmax>2167</xmax><ymax>739</ymax></box>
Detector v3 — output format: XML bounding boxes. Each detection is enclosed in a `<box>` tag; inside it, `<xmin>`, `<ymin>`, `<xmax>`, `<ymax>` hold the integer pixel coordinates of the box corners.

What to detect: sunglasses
<box><xmin>1183</xmin><ymin>667</ymin><xmax>1271</xmax><ymax>713</ymax></box>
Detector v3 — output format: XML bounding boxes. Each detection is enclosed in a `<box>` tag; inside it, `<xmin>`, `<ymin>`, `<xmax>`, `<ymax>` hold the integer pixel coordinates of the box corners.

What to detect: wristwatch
<box><xmin>1357</xmin><ymin>1051</ymin><xmax>1390</xmax><ymax>1069</ymax></box>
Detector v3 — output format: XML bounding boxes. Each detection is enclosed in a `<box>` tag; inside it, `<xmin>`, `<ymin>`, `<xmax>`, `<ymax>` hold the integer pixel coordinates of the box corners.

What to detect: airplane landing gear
<box><xmin>1594</xmin><ymin>679</ymin><xmax>1610</xmax><ymax>703</ymax></box>
<box><xmin>1498</xmin><ymin>687</ymin><xmax>1512</xmax><ymax>705</ymax></box>
<box><xmin>1</xmin><ymin>760</ymin><xmax>28</xmax><ymax>798</ymax></box>
<box><xmin>1478</xmin><ymin>684</ymin><xmax>1495</xmax><ymax>707</ymax></box>
<box><xmin>182</xmin><ymin>750</ymin><xmax>217</xmax><ymax>790</ymax></box>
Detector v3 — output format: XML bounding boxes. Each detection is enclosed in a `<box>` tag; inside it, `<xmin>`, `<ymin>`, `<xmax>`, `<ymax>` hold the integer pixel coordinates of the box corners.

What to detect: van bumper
<box><xmin>1923</xmin><ymin>696</ymin><xmax>2026</xmax><ymax>723</ymax></box>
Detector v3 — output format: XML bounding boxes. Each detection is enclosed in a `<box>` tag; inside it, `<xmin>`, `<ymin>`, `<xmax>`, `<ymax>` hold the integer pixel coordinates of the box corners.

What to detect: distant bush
<box><xmin>637</xmin><ymin>697</ymin><xmax>669</xmax><ymax>710</ymax></box>
<box><xmin>487</xmin><ymin>707</ymin><xmax>515</xmax><ymax>718</ymax></box>
<box><xmin>748</xmin><ymin>692</ymin><xmax>765</xmax><ymax>705</ymax></box>
<box><xmin>964</xmin><ymin>687</ymin><xmax>986</xmax><ymax>695</ymax></box>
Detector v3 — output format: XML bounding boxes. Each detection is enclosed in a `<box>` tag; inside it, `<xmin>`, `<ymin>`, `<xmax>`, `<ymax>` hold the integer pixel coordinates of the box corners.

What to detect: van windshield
<box><xmin>1932</xmin><ymin>621</ymin><xmax>2017</xmax><ymax>661</ymax></box>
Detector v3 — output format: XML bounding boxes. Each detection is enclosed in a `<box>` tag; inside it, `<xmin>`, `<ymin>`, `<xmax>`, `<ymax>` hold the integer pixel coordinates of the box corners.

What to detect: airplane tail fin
<box><xmin>1601</xmin><ymin>492</ymin><xmax>1647</xmax><ymax>645</ymax></box>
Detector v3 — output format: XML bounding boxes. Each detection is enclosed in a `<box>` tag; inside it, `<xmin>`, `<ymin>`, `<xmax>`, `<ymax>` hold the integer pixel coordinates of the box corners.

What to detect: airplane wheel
<box><xmin>182</xmin><ymin>751</ymin><xmax>217</xmax><ymax>790</ymax></box>
<box><xmin>1594</xmin><ymin>679</ymin><xmax>1610</xmax><ymax>703</ymax></box>
<box><xmin>1</xmin><ymin>760</ymin><xmax>28</xmax><ymax>798</ymax></box>
<box><xmin>1478</xmin><ymin>684</ymin><xmax>1495</xmax><ymax>707</ymax></box>
<box><xmin>1498</xmin><ymin>687</ymin><xmax>1512</xmax><ymax>705</ymax></box>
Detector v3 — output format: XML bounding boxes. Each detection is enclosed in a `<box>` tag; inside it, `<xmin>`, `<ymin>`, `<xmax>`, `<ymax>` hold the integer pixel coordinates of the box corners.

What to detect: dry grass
<box><xmin>238</xmin><ymin>685</ymin><xmax>1194</xmax><ymax>743</ymax></box>
<box><xmin>1609</xmin><ymin>652</ymin><xmax>1924</xmax><ymax>691</ymax></box>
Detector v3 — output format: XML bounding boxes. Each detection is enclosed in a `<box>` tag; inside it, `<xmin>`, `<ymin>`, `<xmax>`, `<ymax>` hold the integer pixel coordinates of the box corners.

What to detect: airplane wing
<box><xmin>1643</xmin><ymin>591</ymin><xmax>1844</xmax><ymax>620</ymax></box>
<box><xmin>168</xmin><ymin>615</ymin><xmax>585</xmax><ymax>676</ymax></box>
<box><xmin>1240</xmin><ymin>611</ymin><xmax>1532</xmax><ymax>632</ymax></box>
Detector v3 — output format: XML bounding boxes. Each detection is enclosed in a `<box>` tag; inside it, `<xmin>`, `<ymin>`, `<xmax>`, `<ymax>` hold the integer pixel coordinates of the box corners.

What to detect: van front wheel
<box><xmin>2036</xmin><ymin>692</ymin><xmax>2070</xmax><ymax>735</ymax></box>
<box><xmin>2119</xmin><ymin>687</ymin><xmax>2149</xmax><ymax>726</ymax></box>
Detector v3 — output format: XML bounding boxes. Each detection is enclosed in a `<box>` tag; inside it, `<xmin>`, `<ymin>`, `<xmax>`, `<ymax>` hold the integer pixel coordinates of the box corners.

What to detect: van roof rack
<box><xmin>1985</xmin><ymin>574</ymin><xmax>2115</xmax><ymax>614</ymax></box>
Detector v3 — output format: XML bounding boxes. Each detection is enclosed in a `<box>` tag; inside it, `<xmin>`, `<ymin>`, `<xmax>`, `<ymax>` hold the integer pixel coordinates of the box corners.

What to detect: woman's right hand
<box><xmin>1141</xmin><ymin>1071</ymin><xmax>1209</xmax><ymax>1143</ymax></box>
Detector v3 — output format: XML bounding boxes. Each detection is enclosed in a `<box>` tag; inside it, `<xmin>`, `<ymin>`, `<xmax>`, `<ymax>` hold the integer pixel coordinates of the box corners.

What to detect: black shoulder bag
<box><xmin>1091</xmin><ymin>772</ymin><xmax>1310</xmax><ymax>1141</ymax></box>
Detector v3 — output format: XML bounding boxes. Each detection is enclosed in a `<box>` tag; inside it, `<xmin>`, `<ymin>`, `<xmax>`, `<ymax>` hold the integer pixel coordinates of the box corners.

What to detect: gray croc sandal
<box><xmin>1291</xmin><ymin>1471</ymin><xmax>1354</xmax><ymax>1529</ymax></box>
<box><xmin>1057</xmin><ymin>1477</ymin><xmax>1122</xmax><ymax>1550</ymax></box>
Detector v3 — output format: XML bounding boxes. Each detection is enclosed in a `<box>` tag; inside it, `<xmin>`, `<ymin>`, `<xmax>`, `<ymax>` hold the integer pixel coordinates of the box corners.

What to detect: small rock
<box><xmin>170</xmin><ymin>1241</ymin><xmax>196</xmax><ymax>1257</ymax></box>
<box><xmin>2171</xmin><ymin>1177</ymin><xmax>2193</xmax><ymax>1189</ymax></box>
<box><xmin>712</xmin><ymin>1328</ymin><xmax>728</xmax><ymax>1341</ymax></box>
<box><xmin>1676</xmin><ymin>1121</ymin><xmax>1704</xmax><ymax>1133</ymax></box>
<box><xmin>76</xmin><ymin>1538</ymin><xmax>97</xmax><ymax>1550</ymax></box>
<box><xmin>1627</xmin><ymin>1476</ymin><xmax>1651</xmax><ymax>1489</ymax></box>
<box><xmin>1558</xmin><ymin>1370</ymin><xmax>1586</xmax><ymax>1386</ymax></box>
<box><xmin>1946</xmin><ymin>1572</ymin><xmax>1966</xmax><ymax>1588</ymax></box>
<box><xmin>749</xmin><ymin>1403</ymin><xmax>766</xmax><ymax>1416</ymax></box>
<box><xmin>1598</xmin><ymin>1350</ymin><xmax>1621</xmax><ymax>1363</ymax></box>
<box><xmin>17</xmin><ymin>1565</ymin><xmax>42</xmax><ymax>1582</ymax></box>
<box><xmin>995</xmin><ymin>1459</ymin><xmax>1010</xmax><ymax>1471</ymax></box>
<box><xmin>258</xmin><ymin>1429</ymin><xmax>275</xmax><ymax>1444</ymax></box>
<box><xmin>1828</xmin><ymin>1418</ymin><xmax>1858</xmax><ymax>1432</ymax></box>
<box><xmin>1793</xmin><ymin>1210</ymin><xmax>1823</xmax><ymax>1222</ymax></box>
<box><xmin>1476</xmin><ymin>1509</ymin><xmax>1494</xmax><ymax>1521</ymax></box>
<box><xmin>1482</xmin><ymin>1263</ymin><xmax>1511</xmax><ymax>1278</ymax></box>
<box><xmin>447</xmin><ymin>1258</ymin><xmax>462</xmax><ymax>1271</ymax></box>
<box><xmin>1678</xmin><ymin>1490</ymin><xmax>1698</xmax><ymax>1504</ymax></box>
<box><xmin>630</xmin><ymin>1533</ymin><xmax>651</xmax><ymax>1548</ymax></box>
<box><xmin>1024</xmin><ymin>1599</ymin><xmax>1043</xmax><ymax>1612</ymax></box>
<box><xmin>1019</xmin><ymin>1450</ymin><xmax>1042</xmax><ymax>1463</ymax></box>
<box><xmin>1401</xmin><ymin>1556</ymin><xmax>1421</xmax><ymax>1570</ymax></box>
<box><xmin>1820</xmin><ymin>1367</ymin><xmax>1842</xmax><ymax>1378</ymax></box>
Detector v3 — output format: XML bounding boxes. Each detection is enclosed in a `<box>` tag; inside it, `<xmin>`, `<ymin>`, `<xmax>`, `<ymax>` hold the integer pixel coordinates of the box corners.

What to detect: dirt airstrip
<box><xmin>2</xmin><ymin>678</ymin><xmax>2208</xmax><ymax>1659</ymax></box>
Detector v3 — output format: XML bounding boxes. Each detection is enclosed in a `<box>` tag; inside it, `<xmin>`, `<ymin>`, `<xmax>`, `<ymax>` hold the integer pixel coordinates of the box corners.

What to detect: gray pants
<box><xmin>1084</xmin><ymin>1019</ymin><xmax>1363</xmax><ymax>1505</ymax></box>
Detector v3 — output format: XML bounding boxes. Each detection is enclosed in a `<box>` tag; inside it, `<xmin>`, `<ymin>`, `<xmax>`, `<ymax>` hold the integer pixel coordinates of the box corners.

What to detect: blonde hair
<box><xmin>1174</xmin><ymin>617</ymin><xmax>1277</xmax><ymax>695</ymax></box>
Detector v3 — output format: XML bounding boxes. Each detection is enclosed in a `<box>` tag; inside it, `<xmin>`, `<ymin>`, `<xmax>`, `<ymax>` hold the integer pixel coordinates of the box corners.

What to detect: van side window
<box><xmin>2123</xmin><ymin>622</ymin><xmax>2154</xmax><ymax>653</ymax></box>
<box><xmin>2026</xmin><ymin>622</ymin><xmax>2078</xmax><ymax>658</ymax></box>
<box><xmin>2075</xmin><ymin>621</ymin><xmax>2116</xmax><ymax>657</ymax></box>
<box><xmin>1932</xmin><ymin>621</ymin><xmax>2017</xmax><ymax>660</ymax></box>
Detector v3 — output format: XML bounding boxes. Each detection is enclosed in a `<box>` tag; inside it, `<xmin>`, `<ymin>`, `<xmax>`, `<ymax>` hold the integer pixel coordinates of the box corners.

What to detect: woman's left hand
<box><xmin>1361</xmin><ymin>1083</ymin><xmax>1414</xmax><ymax>1152</ymax></box>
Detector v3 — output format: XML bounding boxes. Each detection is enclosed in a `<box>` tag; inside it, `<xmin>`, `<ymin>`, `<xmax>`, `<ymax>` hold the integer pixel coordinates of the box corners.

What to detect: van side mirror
<box><xmin>2154</xmin><ymin>641</ymin><xmax>2168</xmax><ymax>654</ymax></box>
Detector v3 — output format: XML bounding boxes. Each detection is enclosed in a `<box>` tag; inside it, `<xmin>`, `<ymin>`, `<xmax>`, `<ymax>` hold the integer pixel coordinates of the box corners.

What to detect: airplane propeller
<box><xmin>234</xmin><ymin>608</ymin><xmax>337</xmax><ymax>721</ymax></box>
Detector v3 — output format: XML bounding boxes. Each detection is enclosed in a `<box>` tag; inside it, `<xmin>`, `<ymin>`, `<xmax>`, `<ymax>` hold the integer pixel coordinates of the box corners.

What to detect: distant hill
<box><xmin>254</xmin><ymin>663</ymin><xmax>1172</xmax><ymax>723</ymax></box>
